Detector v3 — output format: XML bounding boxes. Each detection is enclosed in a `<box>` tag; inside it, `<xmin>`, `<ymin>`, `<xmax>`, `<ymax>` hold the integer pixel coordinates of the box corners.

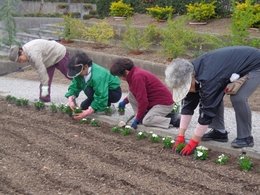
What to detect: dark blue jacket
<box><xmin>181</xmin><ymin>46</ymin><xmax>260</xmax><ymax>125</ymax></box>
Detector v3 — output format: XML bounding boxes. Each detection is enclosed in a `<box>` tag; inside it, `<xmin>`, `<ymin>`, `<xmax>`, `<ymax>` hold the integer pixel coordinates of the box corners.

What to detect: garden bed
<box><xmin>1</xmin><ymin>97</ymin><xmax>260</xmax><ymax>194</ymax></box>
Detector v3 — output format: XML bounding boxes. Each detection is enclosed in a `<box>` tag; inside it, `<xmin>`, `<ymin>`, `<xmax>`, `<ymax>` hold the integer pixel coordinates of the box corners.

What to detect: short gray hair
<box><xmin>165</xmin><ymin>58</ymin><xmax>194</xmax><ymax>89</ymax></box>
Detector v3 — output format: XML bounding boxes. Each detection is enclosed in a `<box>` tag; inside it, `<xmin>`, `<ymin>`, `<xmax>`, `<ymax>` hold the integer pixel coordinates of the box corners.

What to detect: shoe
<box><xmin>231</xmin><ymin>136</ymin><xmax>254</xmax><ymax>148</ymax></box>
<box><xmin>201</xmin><ymin>129</ymin><xmax>228</xmax><ymax>142</ymax></box>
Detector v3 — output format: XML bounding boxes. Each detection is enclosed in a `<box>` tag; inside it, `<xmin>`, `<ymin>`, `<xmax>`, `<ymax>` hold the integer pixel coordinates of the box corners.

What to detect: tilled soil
<box><xmin>1</xmin><ymin>14</ymin><xmax>260</xmax><ymax>194</ymax></box>
<box><xmin>1</xmin><ymin>99</ymin><xmax>260</xmax><ymax>195</ymax></box>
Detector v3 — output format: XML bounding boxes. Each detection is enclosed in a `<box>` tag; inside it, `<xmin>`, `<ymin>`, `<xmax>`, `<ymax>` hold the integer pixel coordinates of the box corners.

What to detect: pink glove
<box><xmin>172</xmin><ymin>135</ymin><xmax>185</xmax><ymax>151</ymax></box>
<box><xmin>180</xmin><ymin>139</ymin><xmax>199</xmax><ymax>156</ymax></box>
<box><xmin>74</xmin><ymin>106</ymin><xmax>94</xmax><ymax>120</ymax></box>
<box><xmin>68</xmin><ymin>96</ymin><xmax>77</xmax><ymax>110</ymax></box>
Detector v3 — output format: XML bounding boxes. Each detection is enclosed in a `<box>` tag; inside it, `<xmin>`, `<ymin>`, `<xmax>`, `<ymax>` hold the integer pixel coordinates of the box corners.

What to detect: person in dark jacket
<box><xmin>65</xmin><ymin>51</ymin><xmax>122</xmax><ymax>120</ymax></box>
<box><xmin>165</xmin><ymin>46</ymin><xmax>260</xmax><ymax>155</ymax></box>
<box><xmin>110</xmin><ymin>58</ymin><xmax>180</xmax><ymax>130</ymax></box>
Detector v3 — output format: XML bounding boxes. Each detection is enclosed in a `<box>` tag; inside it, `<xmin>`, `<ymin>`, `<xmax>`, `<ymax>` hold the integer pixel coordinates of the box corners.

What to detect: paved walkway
<box><xmin>1</xmin><ymin>76</ymin><xmax>260</xmax><ymax>159</ymax></box>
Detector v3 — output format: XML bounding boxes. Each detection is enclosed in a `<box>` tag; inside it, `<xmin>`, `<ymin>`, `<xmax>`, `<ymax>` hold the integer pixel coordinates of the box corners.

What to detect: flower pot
<box><xmin>92</xmin><ymin>45</ymin><xmax>105</xmax><ymax>49</ymax></box>
<box><xmin>105</xmin><ymin>112</ymin><xmax>112</xmax><ymax>116</ymax></box>
<box><xmin>118</xmin><ymin>110</ymin><xmax>125</xmax><ymax>116</ymax></box>
<box><xmin>152</xmin><ymin>18</ymin><xmax>158</xmax><ymax>23</ymax></box>
<box><xmin>189</xmin><ymin>21</ymin><xmax>207</xmax><ymax>25</ymax></box>
<box><xmin>248</xmin><ymin>28</ymin><xmax>259</xmax><ymax>32</ymax></box>
<box><xmin>51</xmin><ymin>110</ymin><xmax>57</xmax><ymax>114</ymax></box>
<box><xmin>113</xmin><ymin>17</ymin><xmax>126</xmax><ymax>21</ymax></box>
<box><xmin>167</xmin><ymin>58</ymin><xmax>173</xmax><ymax>62</ymax></box>
<box><xmin>61</xmin><ymin>38</ymin><xmax>74</xmax><ymax>44</ymax></box>
<box><xmin>159</xmin><ymin>20</ymin><xmax>166</xmax><ymax>22</ymax></box>
<box><xmin>130</xmin><ymin>50</ymin><xmax>143</xmax><ymax>55</ymax></box>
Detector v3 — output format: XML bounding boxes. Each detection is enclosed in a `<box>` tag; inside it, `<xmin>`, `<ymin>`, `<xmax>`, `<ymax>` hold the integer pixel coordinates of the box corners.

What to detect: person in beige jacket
<box><xmin>9</xmin><ymin>39</ymin><xmax>71</xmax><ymax>102</ymax></box>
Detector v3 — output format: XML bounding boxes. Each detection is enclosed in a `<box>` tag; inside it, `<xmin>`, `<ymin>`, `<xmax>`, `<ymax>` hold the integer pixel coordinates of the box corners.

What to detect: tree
<box><xmin>0</xmin><ymin>0</ymin><xmax>20</xmax><ymax>46</ymax></box>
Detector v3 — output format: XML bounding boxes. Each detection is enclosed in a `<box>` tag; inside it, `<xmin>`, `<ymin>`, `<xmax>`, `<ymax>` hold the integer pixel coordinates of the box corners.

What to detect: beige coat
<box><xmin>23</xmin><ymin>39</ymin><xmax>66</xmax><ymax>86</ymax></box>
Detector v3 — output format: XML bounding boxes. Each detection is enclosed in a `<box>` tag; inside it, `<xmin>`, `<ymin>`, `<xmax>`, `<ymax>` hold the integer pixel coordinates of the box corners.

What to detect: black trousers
<box><xmin>80</xmin><ymin>86</ymin><xmax>122</xmax><ymax>110</ymax></box>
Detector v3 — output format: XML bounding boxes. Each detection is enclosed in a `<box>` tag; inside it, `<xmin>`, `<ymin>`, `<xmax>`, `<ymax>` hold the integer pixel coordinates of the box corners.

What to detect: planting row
<box><xmin>4</xmin><ymin>94</ymin><xmax>257</xmax><ymax>172</ymax></box>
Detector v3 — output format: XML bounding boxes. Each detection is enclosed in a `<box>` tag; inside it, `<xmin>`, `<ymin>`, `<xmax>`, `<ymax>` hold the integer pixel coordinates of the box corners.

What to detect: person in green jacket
<box><xmin>65</xmin><ymin>51</ymin><xmax>122</xmax><ymax>120</ymax></box>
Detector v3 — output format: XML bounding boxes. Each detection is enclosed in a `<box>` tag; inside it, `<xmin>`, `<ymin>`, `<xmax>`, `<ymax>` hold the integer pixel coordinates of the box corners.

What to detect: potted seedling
<box><xmin>122</xmin><ymin>125</ymin><xmax>132</xmax><ymax>136</ymax></box>
<box><xmin>162</xmin><ymin>136</ymin><xmax>174</xmax><ymax>148</ymax></box>
<box><xmin>64</xmin><ymin>105</ymin><xmax>73</xmax><ymax>117</ymax></box>
<box><xmin>117</xmin><ymin>107</ymin><xmax>125</xmax><ymax>115</ymax></box>
<box><xmin>104</xmin><ymin>107</ymin><xmax>112</xmax><ymax>116</ymax></box>
<box><xmin>5</xmin><ymin>95</ymin><xmax>13</xmax><ymax>103</ymax></box>
<box><xmin>136</xmin><ymin>131</ymin><xmax>148</xmax><ymax>140</ymax></box>
<box><xmin>57</xmin><ymin>103</ymin><xmax>66</xmax><ymax>113</ymax></box>
<box><xmin>149</xmin><ymin>132</ymin><xmax>161</xmax><ymax>142</ymax></box>
<box><xmin>111</xmin><ymin>126</ymin><xmax>123</xmax><ymax>133</ymax></box>
<box><xmin>50</xmin><ymin>102</ymin><xmax>58</xmax><ymax>114</ymax></box>
<box><xmin>79</xmin><ymin>118</ymin><xmax>89</xmax><ymax>124</ymax></box>
<box><xmin>194</xmin><ymin>148</ymin><xmax>209</xmax><ymax>161</ymax></box>
<box><xmin>21</xmin><ymin>98</ymin><xmax>29</xmax><ymax>106</ymax></box>
<box><xmin>90</xmin><ymin>118</ymin><xmax>100</xmax><ymax>127</ymax></box>
<box><xmin>34</xmin><ymin>101</ymin><xmax>45</xmax><ymax>111</ymax></box>
<box><xmin>15</xmin><ymin>98</ymin><xmax>22</xmax><ymax>106</ymax></box>
<box><xmin>73</xmin><ymin>107</ymin><xmax>83</xmax><ymax>116</ymax></box>
<box><xmin>175</xmin><ymin>143</ymin><xmax>187</xmax><ymax>153</ymax></box>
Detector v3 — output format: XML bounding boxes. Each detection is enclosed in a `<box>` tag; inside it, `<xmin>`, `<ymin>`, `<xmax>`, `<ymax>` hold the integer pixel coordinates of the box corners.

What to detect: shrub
<box><xmin>226</xmin><ymin>0</ymin><xmax>254</xmax><ymax>46</ymax></box>
<box><xmin>57</xmin><ymin>4</ymin><xmax>68</xmax><ymax>9</ymax></box>
<box><xmin>158</xmin><ymin>16</ymin><xmax>195</xmax><ymax>59</ymax></box>
<box><xmin>186</xmin><ymin>1</ymin><xmax>217</xmax><ymax>22</ymax></box>
<box><xmin>83</xmin><ymin>4</ymin><xmax>93</xmax><ymax>11</ymax></box>
<box><xmin>146</xmin><ymin>5</ymin><xmax>174</xmax><ymax>20</ymax></box>
<box><xmin>120</xmin><ymin>19</ymin><xmax>156</xmax><ymax>52</ymax></box>
<box><xmin>233</xmin><ymin>0</ymin><xmax>260</xmax><ymax>28</ymax></box>
<box><xmin>109</xmin><ymin>0</ymin><xmax>134</xmax><ymax>18</ymax></box>
<box><xmin>82</xmin><ymin>19</ymin><xmax>114</xmax><ymax>47</ymax></box>
<box><xmin>55</xmin><ymin>13</ymin><xmax>84</xmax><ymax>41</ymax></box>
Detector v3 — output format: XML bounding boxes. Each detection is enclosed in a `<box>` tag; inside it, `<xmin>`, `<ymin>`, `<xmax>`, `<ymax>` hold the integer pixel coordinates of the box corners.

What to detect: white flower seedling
<box><xmin>152</xmin><ymin>133</ymin><xmax>158</xmax><ymax>137</ymax></box>
<box><xmin>216</xmin><ymin>154</ymin><xmax>228</xmax><ymax>165</ymax></box>
<box><xmin>196</xmin><ymin>145</ymin><xmax>209</xmax><ymax>150</ymax></box>
<box><xmin>197</xmin><ymin>151</ymin><xmax>203</xmax><ymax>157</ymax></box>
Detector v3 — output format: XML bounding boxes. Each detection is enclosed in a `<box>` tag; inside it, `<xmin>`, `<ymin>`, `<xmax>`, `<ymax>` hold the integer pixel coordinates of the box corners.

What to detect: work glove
<box><xmin>74</xmin><ymin>106</ymin><xmax>94</xmax><ymax>120</ymax></box>
<box><xmin>118</xmin><ymin>100</ymin><xmax>128</xmax><ymax>109</ymax></box>
<box><xmin>172</xmin><ymin>135</ymin><xmax>185</xmax><ymax>151</ymax></box>
<box><xmin>41</xmin><ymin>86</ymin><xmax>49</xmax><ymax>97</ymax></box>
<box><xmin>131</xmin><ymin>118</ymin><xmax>140</xmax><ymax>130</ymax></box>
<box><xmin>68</xmin><ymin>95</ymin><xmax>77</xmax><ymax>110</ymax></box>
<box><xmin>180</xmin><ymin>139</ymin><xmax>199</xmax><ymax>156</ymax></box>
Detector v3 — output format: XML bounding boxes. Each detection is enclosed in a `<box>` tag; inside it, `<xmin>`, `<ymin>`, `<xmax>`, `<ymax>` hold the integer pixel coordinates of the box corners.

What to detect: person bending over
<box><xmin>65</xmin><ymin>51</ymin><xmax>122</xmax><ymax>120</ymax></box>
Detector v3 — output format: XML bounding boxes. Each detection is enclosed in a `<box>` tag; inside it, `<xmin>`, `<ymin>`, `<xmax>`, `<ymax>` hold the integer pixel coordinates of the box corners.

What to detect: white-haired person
<box><xmin>110</xmin><ymin>58</ymin><xmax>180</xmax><ymax>130</ymax></box>
<box><xmin>165</xmin><ymin>46</ymin><xmax>260</xmax><ymax>156</ymax></box>
<box><xmin>9</xmin><ymin>39</ymin><xmax>71</xmax><ymax>102</ymax></box>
